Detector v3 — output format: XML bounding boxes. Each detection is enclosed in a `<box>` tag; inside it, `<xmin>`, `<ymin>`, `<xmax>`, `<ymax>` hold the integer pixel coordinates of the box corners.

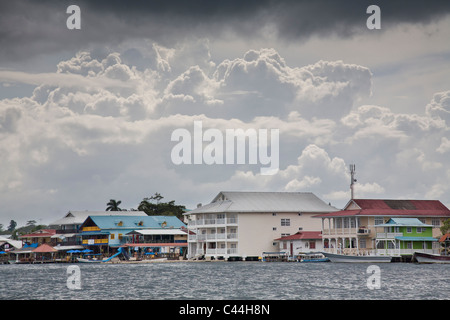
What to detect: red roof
<box><xmin>275</xmin><ymin>231</ymin><xmax>322</xmax><ymax>241</ymax></box>
<box><xmin>32</xmin><ymin>243</ymin><xmax>57</xmax><ymax>253</ymax></box>
<box><xmin>19</xmin><ymin>229</ymin><xmax>57</xmax><ymax>238</ymax></box>
<box><xmin>439</xmin><ymin>233</ymin><xmax>450</xmax><ymax>242</ymax></box>
<box><xmin>314</xmin><ymin>199</ymin><xmax>450</xmax><ymax>218</ymax></box>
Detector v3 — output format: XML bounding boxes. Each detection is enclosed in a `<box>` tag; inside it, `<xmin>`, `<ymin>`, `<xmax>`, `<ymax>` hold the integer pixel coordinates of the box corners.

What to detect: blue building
<box><xmin>79</xmin><ymin>215</ymin><xmax>187</xmax><ymax>257</ymax></box>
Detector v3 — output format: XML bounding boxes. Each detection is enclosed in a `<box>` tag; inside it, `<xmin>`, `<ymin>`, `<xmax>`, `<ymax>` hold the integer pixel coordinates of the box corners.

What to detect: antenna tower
<box><xmin>350</xmin><ymin>164</ymin><xmax>357</xmax><ymax>199</ymax></box>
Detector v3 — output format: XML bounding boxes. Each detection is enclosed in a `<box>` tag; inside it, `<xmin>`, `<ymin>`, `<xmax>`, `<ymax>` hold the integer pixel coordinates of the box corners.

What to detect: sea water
<box><xmin>0</xmin><ymin>262</ymin><xmax>448</xmax><ymax>300</ymax></box>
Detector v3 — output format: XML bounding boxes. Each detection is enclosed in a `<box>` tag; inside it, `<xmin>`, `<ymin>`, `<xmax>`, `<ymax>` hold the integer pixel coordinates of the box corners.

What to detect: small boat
<box><xmin>298</xmin><ymin>253</ymin><xmax>329</xmax><ymax>262</ymax></box>
<box><xmin>77</xmin><ymin>257</ymin><xmax>103</xmax><ymax>263</ymax></box>
<box><xmin>322</xmin><ymin>252</ymin><xmax>392</xmax><ymax>263</ymax></box>
<box><xmin>413</xmin><ymin>252</ymin><xmax>450</xmax><ymax>264</ymax></box>
<box><xmin>77</xmin><ymin>247</ymin><xmax>126</xmax><ymax>263</ymax></box>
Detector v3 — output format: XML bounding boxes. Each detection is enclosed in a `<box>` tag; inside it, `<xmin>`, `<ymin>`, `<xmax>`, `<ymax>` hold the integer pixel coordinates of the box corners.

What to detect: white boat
<box><xmin>322</xmin><ymin>252</ymin><xmax>392</xmax><ymax>263</ymax></box>
<box><xmin>298</xmin><ymin>253</ymin><xmax>329</xmax><ymax>262</ymax></box>
<box><xmin>413</xmin><ymin>252</ymin><xmax>450</xmax><ymax>264</ymax></box>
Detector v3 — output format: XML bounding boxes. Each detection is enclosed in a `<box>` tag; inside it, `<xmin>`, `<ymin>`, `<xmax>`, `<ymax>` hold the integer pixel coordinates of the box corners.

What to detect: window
<box><xmin>359</xmin><ymin>239</ymin><xmax>366</xmax><ymax>248</ymax></box>
<box><xmin>309</xmin><ymin>241</ymin><xmax>316</xmax><ymax>249</ymax></box>
<box><xmin>406</xmin><ymin>227</ymin><xmax>412</xmax><ymax>233</ymax></box>
<box><xmin>118</xmin><ymin>233</ymin><xmax>123</xmax><ymax>240</ymax></box>
<box><xmin>272</xmin><ymin>213</ymin><xmax>277</xmax><ymax>216</ymax></box>
<box><xmin>110</xmin><ymin>234</ymin><xmax>115</xmax><ymax>240</ymax></box>
<box><xmin>273</xmin><ymin>227</ymin><xmax>277</xmax><ymax>231</ymax></box>
<box><xmin>432</xmin><ymin>218</ymin><xmax>440</xmax><ymax>227</ymax></box>
<box><xmin>374</xmin><ymin>217</ymin><xmax>384</xmax><ymax>225</ymax></box>
<box><xmin>417</xmin><ymin>227</ymin><xmax>423</xmax><ymax>233</ymax></box>
<box><xmin>281</xmin><ymin>219</ymin><xmax>290</xmax><ymax>226</ymax></box>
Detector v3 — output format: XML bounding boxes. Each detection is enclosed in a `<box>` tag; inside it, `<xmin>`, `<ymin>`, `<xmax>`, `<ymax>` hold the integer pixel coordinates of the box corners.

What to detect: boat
<box><xmin>298</xmin><ymin>253</ymin><xmax>329</xmax><ymax>262</ymax></box>
<box><xmin>413</xmin><ymin>252</ymin><xmax>450</xmax><ymax>264</ymax></box>
<box><xmin>322</xmin><ymin>252</ymin><xmax>392</xmax><ymax>263</ymax></box>
<box><xmin>77</xmin><ymin>247</ymin><xmax>126</xmax><ymax>263</ymax></box>
<box><xmin>77</xmin><ymin>257</ymin><xmax>103</xmax><ymax>263</ymax></box>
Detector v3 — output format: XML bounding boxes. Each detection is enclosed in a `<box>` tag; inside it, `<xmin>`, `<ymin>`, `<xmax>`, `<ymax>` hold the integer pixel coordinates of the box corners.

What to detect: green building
<box><xmin>374</xmin><ymin>218</ymin><xmax>438</xmax><ymax>256</ymax></box>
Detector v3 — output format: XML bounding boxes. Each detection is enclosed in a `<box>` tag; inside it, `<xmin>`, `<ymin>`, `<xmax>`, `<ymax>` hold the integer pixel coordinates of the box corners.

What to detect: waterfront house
<box><xmin>79</xmin><ymin>215</ymin><xmax>187</xmax><ymax>258</ymax></box>
<box><xmin>374</xmin><ymin>218</ymin><xmax>438</xmax><ymax>256</ymax></box>
<box><xmin>185</xmin><ymin>191</ymin><xmax>338</xmax><ymax>260</ymax></box>
<box><xmin>274</xmin><ymin>231</ymin><xmax>323</xmax><ymax>257</ymax></box>
<box><xmin>315</xmin><ymin>199</ymin><xmax>450</xmax><ymax>255</ymax></box>
<box><xmin>48</xmin><ymin>210</ymin><xmax>147</xmax><ymax>250</ymax></box>
<box><xmin>19</xmin><ymin>229</ymin><xmax>56</xmax><ymax>247</ymax></box>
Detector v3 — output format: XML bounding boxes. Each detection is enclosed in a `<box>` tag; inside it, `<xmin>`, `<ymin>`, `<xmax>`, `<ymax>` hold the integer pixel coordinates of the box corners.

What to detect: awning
<box><xmin>54</xmin><ymin>245</ymin><xmax>84</xmax><ymax>251</ymax></box>
<box><xmin>395</xmin><ymin>236</ymin><xmax>438</xmax><ymax>242</ymax></box>
<box><xmin>124</xmin><ymin>243</ymin><xmax>187</xmax><ymax>247</ymax></box>
<box><xmin>126</xmin><ymin>229</ymin><xmax>186</xmax><ymax>236</ymax></box>
<box><xmin>51</xmin><ymin>233</ymin><xmax>77</xmax><ymax>239</ymax></box>
<box><xmin>81</xmin><ymin>231</ymin><xmax>110</xmax><ymax>236</ymax></box>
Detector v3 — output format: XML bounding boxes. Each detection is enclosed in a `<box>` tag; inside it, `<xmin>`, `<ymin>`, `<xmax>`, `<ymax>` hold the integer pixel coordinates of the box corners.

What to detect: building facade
<box><xmin>315</xmin><ymin>199</ymin><xmax>450</xmax><ymax>256</ymax></box>
<box><xmin>274</xmin><ymin>231</ymin><xmax>324</xmax><ymax>257</ymax></box>
<box><xmin>373</xmin><ymin>218</ymin><xmax>437</xmax><ymax>256</ymax></box>
<box><xmin>185</xmin><ymin>191</ymin><xmax>338</xmax><ymax>260</ymax></box>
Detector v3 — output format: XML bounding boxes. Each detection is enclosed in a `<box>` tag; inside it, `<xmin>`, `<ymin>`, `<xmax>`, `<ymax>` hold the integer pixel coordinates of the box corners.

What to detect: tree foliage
<box><xmin>441</xmin><ymin>218</ymin><xmax>450</xmax><ymax>235</ymax></box>
<box><xmin>106</xmin><ymin>199</ymin><xmax>122</xmax><ymax>211</ymax></box>
<box><xmin>138</xmin><ymin>193</ymin><xmax>186</xmax><ymax>220</ymax></box>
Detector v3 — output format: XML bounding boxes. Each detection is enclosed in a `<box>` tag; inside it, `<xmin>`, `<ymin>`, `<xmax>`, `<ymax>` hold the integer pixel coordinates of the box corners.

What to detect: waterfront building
<box><xmin>315</xmin><ymin>199</ymin><xmax>450</xmax><ymax>255</ymax></box>
<box><xmin>19</xmin><ymin>229</ymin><xmax>56</xmax><ymax>247</ymax></box>
<box><xmin>185</xmin><ymin>191</ymin><xmax>338</xmax><ymax>260</ymax></box>
<box><xmin>373</xmin><ymin>218</ymin><xmax>438</xmax><ymax>256</ymax></box>
<box><xmin>79</xmin><ymin>215</ymin><xmax>187</xmax><ymax>257</ymax></box>
<box><xmin>48</xmin><ymin>210</ymin><xmax>148</xmax><ymax>249</ymax></box>
<box><xmin>274</xmin><ymin>231</ymin><xmax>323</xmax><ymax>257</ymax></box>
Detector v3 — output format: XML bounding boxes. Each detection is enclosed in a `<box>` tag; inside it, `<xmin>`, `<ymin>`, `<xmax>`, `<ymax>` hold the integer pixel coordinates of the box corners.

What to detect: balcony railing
<box><xmin>376</xmin><ymin>232</ymin><xmax>403</xmax><ymax>239</ymax></box>
<box><xmin>189</xmin><ymin>233</ymin><xmax>237</xmax><ymax>241</ymax></box>
<box><xmin>188</xmin><ymin>217</ymin><xmax>238</xmax><ymax>227</ymax></box>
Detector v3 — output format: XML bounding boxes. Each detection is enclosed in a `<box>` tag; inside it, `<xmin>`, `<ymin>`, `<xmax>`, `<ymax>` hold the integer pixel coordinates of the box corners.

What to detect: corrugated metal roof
<box><xmin>274</xmin><ymin>231</ymin><xmax>322</xmax><ymax>241</ymax></box>
<box><xmin>84</xmin><ymin>215</ymin><xmax>186</xmax><ymax>230</ymax></box>
<box><xmin>314</xmin><ymin>199</ymin><xmax>450</xmax><ymax>218</ymax></box>
<box><xmin>375</xmin><ymin>218</ymin><xmax>433</xmax><ymax>227</ymax></box>
<box><xmin>50</xmin><ymin>211</ymin><xmax>147</xmax><ymax>225</ymax></box>
<box><xmin>395</xmin><ymin>236</ymin><xmax>438</xmax><ymax>242</ymax></box>
<box><xmin>187</xmin><ymin>191</ymin><xmax>338</xmax><ymax>214</ymax></box>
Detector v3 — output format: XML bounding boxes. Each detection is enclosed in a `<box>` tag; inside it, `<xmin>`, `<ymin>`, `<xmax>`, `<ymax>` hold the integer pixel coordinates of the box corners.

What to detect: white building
<box><xmin>274</xmin><ymin>231</ymin><xmax>324</xmax><ymax>257</ymax></box>
<box><xmin>185</xmin><ymin>191</ymin><xmax>338</xmax><ymax>260</ymax></box>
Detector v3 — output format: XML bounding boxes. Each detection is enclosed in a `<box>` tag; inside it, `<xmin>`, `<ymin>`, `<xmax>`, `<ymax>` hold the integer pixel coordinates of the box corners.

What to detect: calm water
<box><xmin>0</xmin><ymin>262</ymin><xmax>449</xmax><ymax>300</ymax></box>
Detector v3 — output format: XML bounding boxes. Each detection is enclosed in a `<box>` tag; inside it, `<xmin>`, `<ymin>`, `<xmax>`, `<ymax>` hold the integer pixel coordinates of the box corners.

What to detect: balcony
<box><xmin>376</xmin><ymin>232</ymin><xmax>403</xmax><ymax>239</ymax></box>
<box><xmin>188</xmin><ymin>217</ymin><xmax>238</xmax><ymax>228</ymax></box>
<box><xmin>188</xmin><ymin>233</ymin><xmax>237</xmax><ymax>242</ymax></box>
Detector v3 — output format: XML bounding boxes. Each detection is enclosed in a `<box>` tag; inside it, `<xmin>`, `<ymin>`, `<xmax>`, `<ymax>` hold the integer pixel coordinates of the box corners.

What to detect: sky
<box><xmin>1</xmin><ymin>0</ymin><xmax>450</xmax><ymax>227</ymax></box>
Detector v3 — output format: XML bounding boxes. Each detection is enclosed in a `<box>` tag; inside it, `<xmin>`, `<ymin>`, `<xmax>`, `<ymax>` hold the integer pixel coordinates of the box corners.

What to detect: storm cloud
<box><xmin>1</xmin><ymin>0</ymin><xmax>450</xmax><ymax>63</ymax></box>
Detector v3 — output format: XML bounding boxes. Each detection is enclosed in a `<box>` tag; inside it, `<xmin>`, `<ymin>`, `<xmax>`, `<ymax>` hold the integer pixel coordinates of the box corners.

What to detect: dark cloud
<box><xmin>1</xmin><ymin>0</ymin><xmax>450</xmax><ymax>64</ymax></box>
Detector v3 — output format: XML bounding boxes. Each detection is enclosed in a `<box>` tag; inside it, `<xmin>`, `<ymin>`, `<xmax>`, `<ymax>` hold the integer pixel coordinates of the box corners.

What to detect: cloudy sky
<box><xmin>1</xmin><ymin>0</ymin><xmax>450</xmax><ymax>227</ymax></box>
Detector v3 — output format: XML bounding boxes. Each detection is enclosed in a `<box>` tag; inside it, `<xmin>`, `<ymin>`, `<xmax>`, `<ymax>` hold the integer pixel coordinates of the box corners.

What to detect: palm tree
<box><xmin>106</xmin><ymin>199</ymin><xmax>122</xmax><ymax>211</ymax></box>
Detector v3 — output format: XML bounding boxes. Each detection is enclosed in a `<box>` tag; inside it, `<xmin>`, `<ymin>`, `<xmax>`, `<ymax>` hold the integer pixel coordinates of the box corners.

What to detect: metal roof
<box><xmin>374</xmin><ymin>218</ymin><xmax>433</xmax><ymax>227</ymax></box>
<box><xmin>82</xmin><ymin>215</ymin><xmax>186</xmax><ymax>230</ymax></box>
<box><xmin>127</xmin><ymin>229</ymin><xmax>187</xmax><ymax>235</ymax></box>
<box><xmin>49</xmin><ymin>211</ymin><xmax>147</xmax><ymax>226</ymax></box>
<box><xmin>187</xmin><ymin>191</ymin><xmax>338</xmax><ymax>214</ymax></box>
<box><xmin>314</xmin><ymin>199</ymin><xmax>450</xmax><ymax>218</ymax></box>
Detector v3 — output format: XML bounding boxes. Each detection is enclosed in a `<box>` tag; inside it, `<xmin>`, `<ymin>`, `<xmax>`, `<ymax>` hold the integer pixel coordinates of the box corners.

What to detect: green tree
<box><xmin>26</xmin><ymin>220</ymin><xmax>37</xmax><ymax>227</ymax></box>
<box><xmin>441</xmin><ymin>218</ymin><xmax>450</xmax><ymax>235</ymax></box>
<box><xmin>138</xmin><ymin>193</ymin><xmax>186</xmax><ymax>220</ymax></box>
<box><xmin>106</xmin><ymin>199</ymin><xmax>122</xmax><ymax>211</ymax></box>
<box><xmin>7</xmin><ymin>220</ymin><xmax>17</xmax><ymax>232</ymax></box>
